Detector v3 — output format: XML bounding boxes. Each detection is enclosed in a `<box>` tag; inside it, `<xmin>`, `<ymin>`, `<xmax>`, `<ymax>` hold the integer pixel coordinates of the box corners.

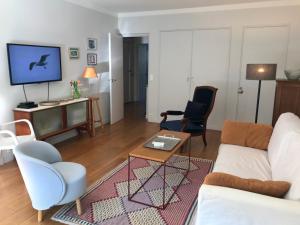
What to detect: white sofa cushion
<box><xmin>197</xmin><ymin>184</ymin><xmax>300</xmax><ymax>225</ymax></box>
<box><xmin>213</xmin><ymin>144</ymin><xmax>271</xmax><ymax>180</ymax></box>
<box><xmin>271</xmin><ymin>131</ymin><xmax>300</xmax><ymax>200</ymax></box>
<box><xmin>268</xmin><ymin>113</ymin><xmax>300</xmax><ymax>200</ymax></box>
<box><xmin>268</xmin><ymin>113</ymin><xmax>300</xmax><ymax>170</ymax></box>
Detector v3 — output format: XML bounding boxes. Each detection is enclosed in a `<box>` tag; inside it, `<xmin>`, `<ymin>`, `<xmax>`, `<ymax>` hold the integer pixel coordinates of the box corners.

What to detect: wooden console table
<box><xmin>14</xmin><ymin>98</ymin><xmax>90</xmax><ymax>140</ymax></box>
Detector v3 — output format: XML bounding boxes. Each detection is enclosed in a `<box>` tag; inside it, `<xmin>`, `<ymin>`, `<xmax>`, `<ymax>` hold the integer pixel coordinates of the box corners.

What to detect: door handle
<box><xmin>110</xmin><ymin>79</ymin><xmax>117</xmax><ymax>82</ymax></box>
<box><xmin>187</xmin><ymin>76</ymin><xmax>194</xmax><ymax>82</ymax></box>
<box><xmin>238</xmin><ymin>87</ymin><xmax>244</xmax><ymax>94</ymax></box>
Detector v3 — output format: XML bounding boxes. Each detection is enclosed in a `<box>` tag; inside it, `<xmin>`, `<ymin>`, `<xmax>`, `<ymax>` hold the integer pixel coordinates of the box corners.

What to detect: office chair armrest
<box><xmin>160</xmin><ymin>111</ymin><xmax>184</xmax><ymax>123</ymax></box>
<box><xmin>1</xmin><ymin>119</ymin><xmax>36</xmax><ymax>139</ymax></box>
<box><xmin>166</xmin><ymin>110</ymin><xmax>184</xmax><ymax>115</ymax></box>
<box><xmin>0</xmin><ymin>130</ymin><xmax>19</xmax><ymax>145</ymax></box>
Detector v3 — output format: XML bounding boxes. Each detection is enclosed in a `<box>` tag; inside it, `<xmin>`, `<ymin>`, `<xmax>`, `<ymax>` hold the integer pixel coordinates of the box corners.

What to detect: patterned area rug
<box><xmin>52</xmin><ymin>155</ymin><xmax>213</xmax><ymax>225</ymax></box>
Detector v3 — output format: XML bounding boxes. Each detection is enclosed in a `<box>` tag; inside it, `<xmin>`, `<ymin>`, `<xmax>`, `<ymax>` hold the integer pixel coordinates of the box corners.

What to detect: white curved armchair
<box><xmin>0</xmin><ymin>119</ymin><xmax>36</xmax><ymax>164</ymax></box>
<box><xmin>14</xmin><ymin>141</ymin><xmax>86</xmax><ymax>222</ymax></box>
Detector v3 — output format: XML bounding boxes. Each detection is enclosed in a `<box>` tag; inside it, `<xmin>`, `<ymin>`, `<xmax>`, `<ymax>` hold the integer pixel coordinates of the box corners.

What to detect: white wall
<box><xmin>119</xmin><ymin>5</ymin><xmax>300</xmax><ymax>125</ymax></box>
<box><xmin>0</xmin><ymin>0</ymin><xmax>117</xmax><ymax>140</ymax></box>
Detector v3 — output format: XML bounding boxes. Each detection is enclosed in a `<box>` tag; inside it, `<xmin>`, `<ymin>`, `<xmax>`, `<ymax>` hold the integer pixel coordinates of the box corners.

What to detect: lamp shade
<box><xmin>246</xmin><ymin>64</ymin><xmax>277</xmax><ymax>80</ymax></box>
<box><xmin>82</xmin><ymin>66</ymin><xmax>97</xmax><ymax>78</ymax></box>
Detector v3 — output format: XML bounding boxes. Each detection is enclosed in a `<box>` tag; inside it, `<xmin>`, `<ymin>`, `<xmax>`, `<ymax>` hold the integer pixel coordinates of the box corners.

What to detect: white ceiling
<box><xmin>92</xmin><ymin>0</ymin><xmax>283</xmax><ymax>13</ymax></box>
<box><xmin>65</xmin><ymin>0</ymin><xmax>297</xmax><ymax>15</ymax></box>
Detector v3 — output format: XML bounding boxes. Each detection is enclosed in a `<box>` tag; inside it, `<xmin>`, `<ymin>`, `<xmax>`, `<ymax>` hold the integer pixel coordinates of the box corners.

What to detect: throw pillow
<box><xmin>221</xmin><ymin>120</ymin><xmax>250</xmax><ymax>146</ymax></box>
<box><xmin>245</xmin><ymin>124</ymin><xmax>273</xmax><ymax>150</ymax></box>
<box><xmin>184</xmin><ymin>101</ymin><xmax>205</xmax><ymax>122</ymax></box>
<box><xmin>204</xmin><ymin>172</ymin><xmax>290</xmax><ymax>198</ymax></box>
<box><xmin>221</xmin><ymin>120</ymin><xmax>273</xmax><ymax>150</ymax></box>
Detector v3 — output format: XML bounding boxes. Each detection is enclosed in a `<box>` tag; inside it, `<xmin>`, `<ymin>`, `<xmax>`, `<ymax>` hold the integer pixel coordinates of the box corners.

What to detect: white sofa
<box><xmin>196</xmin><ymin>113</ymin><xmax>300</xmax><ymax>225</ymax></box>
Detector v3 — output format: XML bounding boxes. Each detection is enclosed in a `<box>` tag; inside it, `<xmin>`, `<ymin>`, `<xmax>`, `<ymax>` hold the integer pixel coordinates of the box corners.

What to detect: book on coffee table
<box><xmin>143</xmin><ymin>135</ymin><xmax>181</xmax><ymax>151</ymax></box>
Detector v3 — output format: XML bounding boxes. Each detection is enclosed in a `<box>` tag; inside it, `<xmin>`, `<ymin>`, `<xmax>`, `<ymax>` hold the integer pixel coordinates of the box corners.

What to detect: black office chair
<box><xmin>160</xmin><ymin>86</ymin><xmax>217</xmax><ymax>146</ymax></box>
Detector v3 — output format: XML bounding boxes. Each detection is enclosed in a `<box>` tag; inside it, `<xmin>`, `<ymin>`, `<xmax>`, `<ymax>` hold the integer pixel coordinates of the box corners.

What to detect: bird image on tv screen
<box><xmin>29</xmin><ymin>54</ymin><xmax>50</xmax><ymax>71</ymax></box>
<box><xmin>7</xmin><ymin>44</ymin><xmax>62</xmax><ymax>85</ymax></box>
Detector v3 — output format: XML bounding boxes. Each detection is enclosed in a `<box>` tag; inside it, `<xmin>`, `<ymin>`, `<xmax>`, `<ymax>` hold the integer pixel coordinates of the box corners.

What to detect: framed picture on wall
<box><xmin>87</xmin><ymin>53</ymin><xmax>97</xmax><ymax>65</ymax></box>
<box><xmin>87</xmin><ymin>38</ymin><xmax>97</xmax><ymax>50</ymax></box>
<box><xmin>69</xmin><ymin>47</ymin><xmax>80</xmax><ymax>59</ymax></box>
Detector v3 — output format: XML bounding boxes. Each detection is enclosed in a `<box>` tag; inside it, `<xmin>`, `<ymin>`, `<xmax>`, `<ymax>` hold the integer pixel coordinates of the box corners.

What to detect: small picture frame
<box><xmin>69</xmin><ymin>47</ymin><xmax>80</xmax><ymax>59</ymax></box>
<box><xmin>87</xmin><ymin>53</ymin><xmax>97</xmax><ymax>65</ymax></box>
<box><xmin>87</xmin><ymin>38</ymin><xmax>97</xmax><ymax>50</ymax></box>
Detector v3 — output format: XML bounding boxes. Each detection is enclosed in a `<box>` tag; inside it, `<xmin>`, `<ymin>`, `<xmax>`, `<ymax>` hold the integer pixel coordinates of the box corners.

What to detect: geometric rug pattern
<box><xmin>52</xmin><ymin>155</ymin><xmax>213</xmax><ymax>225</ymax></box>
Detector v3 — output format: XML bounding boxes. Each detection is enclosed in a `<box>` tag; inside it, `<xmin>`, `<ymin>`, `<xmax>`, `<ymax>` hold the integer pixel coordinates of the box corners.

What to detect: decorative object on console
<box><xmin>87</xmin><ymin>38</ymin><xmax>97</xmax><ymax>50</ymax></box>
<box><xmin>17</xmin><ymin>101</ymin><xmax>38</xmax><ymax>109</ymax></box>
<box><xmin>82</xmin><ymin>66</ymin><xmax>97</xmax><ymax>96</ymax></box>
<box><xmin>246</xmin><ymin>64</ymin><xmax>277</xmax><ymax>123</ymax></box>
<box><xmin>87</xmin><ymin>53</ymin><xmax>97</xmax><ymax>65</ymax></box>
<box><xmin>69</xmin><ymin>47</ymin><xmax>80</xmax><ymax>59</ymax></box>
<box><xmin>39</xmin><ymin>100</ymin><xmax>60</xmax><ymax>106</ymax></box>
<box><xmin>82</xmin><ymin>66</ymin><xmax>97</xmax><ymax>79</ymax></box>
<box><xmin>70</xmin><ymin>80</ymin><xmax>81</xmax><ymax>99</ymax></box>
<box><xmin>284</xmin><ymin>69</ymin><xmax>300</xmax><ymax>80</ymax></box>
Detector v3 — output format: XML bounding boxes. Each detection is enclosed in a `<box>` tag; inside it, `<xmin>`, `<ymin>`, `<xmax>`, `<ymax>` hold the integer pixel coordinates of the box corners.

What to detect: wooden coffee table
<box><xmin>128</xmin><ymin>130</ymin><xmax>191</xmax><ymax>209</ymax></box>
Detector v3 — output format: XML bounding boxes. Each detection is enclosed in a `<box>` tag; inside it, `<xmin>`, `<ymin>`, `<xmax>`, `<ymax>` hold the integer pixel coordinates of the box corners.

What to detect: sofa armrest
<box><xmin>196</xmin><ymin>184</ymin><xmax>300</xmax><ymax>225</ymax></box>
<box><xmin>221</xmin><ymin>120</ymin><xmax>273</xmax><ymax>150</ymax></box>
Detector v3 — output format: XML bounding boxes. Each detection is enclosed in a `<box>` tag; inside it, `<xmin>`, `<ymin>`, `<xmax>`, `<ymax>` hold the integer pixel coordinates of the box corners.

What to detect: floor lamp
<box><xmin>246</xmin><ymin>64</ymin><xmax>277</xmax><ymax>123</ymax></box>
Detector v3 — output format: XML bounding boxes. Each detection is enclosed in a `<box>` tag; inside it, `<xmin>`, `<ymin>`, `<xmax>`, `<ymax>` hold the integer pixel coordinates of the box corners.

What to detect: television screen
<box><xmin>7</xmin><ymin>43</ymin><xmax>62</xmax><ymax>85</ymax></box>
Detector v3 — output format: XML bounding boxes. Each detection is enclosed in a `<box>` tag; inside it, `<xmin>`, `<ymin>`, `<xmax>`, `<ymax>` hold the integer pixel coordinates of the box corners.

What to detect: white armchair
<box><xmin>0</xmin><ymin>119</ymin><xmax>36</xmax><ymax>164</ymax></box>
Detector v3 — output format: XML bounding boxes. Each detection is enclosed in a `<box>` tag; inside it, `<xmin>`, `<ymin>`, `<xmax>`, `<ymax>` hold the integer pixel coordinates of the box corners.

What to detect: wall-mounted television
<box><xmin>7</xmin><ymin>43</ymin><xmax>62</xmax><ymax>85</ymax></box>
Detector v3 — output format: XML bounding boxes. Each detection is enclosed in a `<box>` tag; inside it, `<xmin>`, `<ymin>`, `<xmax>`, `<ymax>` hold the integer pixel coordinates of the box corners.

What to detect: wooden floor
<box><xmin>0</xmin><ymin>102</ymin><xmax>220</xmax><ymax>225</ymax></box>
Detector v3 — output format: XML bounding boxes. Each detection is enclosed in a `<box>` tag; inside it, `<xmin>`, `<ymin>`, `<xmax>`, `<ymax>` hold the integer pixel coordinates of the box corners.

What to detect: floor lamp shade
<box><xmin>246</xmin><ymin>64</ymin><xmax>277</xmax><ymax>123</ymax></box>
<box><xmin>246</xmin><ymin>64</ymin><xmax>277</xmax><ymax>80</ymax></box>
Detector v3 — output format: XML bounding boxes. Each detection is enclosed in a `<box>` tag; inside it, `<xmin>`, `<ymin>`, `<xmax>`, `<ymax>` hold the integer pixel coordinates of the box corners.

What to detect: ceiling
<box><xmin>65</xmin><ymin>0</ymin><xmax>293</xmax><ymax>15</ymax></box>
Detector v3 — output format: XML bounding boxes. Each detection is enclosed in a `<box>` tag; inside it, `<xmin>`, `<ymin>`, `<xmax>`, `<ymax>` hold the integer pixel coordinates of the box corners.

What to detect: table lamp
<box><xmin>82</xmin><ymin>66</ymin><xmax>97</xmax><ymax>96</ymax></box>
<box><xmin>82</xmin><ymin>66</ymin><xmax>101</xmax><ymax>134</ymax></box>
<box><xmin>82</xmin><ymin>66</ymin><xmax>97</xmax><ymax>79</ymax></box>
<box><xmin>246</xmin><ymin>64</ymin><xmax>277</xmax><ymax>123</ymax></box>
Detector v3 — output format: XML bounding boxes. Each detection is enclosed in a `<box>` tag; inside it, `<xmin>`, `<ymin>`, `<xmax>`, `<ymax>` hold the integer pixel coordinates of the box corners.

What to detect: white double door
<box><xmin>159</xmin><ymin>29</ymin><xmax>231</xmax><ymax>130</ymax></box>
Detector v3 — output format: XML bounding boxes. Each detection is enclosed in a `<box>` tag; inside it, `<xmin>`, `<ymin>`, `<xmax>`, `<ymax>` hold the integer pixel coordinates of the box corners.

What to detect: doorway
<box><xmin>123</xmin><ymin>37</ymin><xmax>149</xmax><ymax>120</ymax></box>
<box><xmin>236</xmin><ymin>26</ymin><xmax>289</xmax><ymax>124</ymax></box>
